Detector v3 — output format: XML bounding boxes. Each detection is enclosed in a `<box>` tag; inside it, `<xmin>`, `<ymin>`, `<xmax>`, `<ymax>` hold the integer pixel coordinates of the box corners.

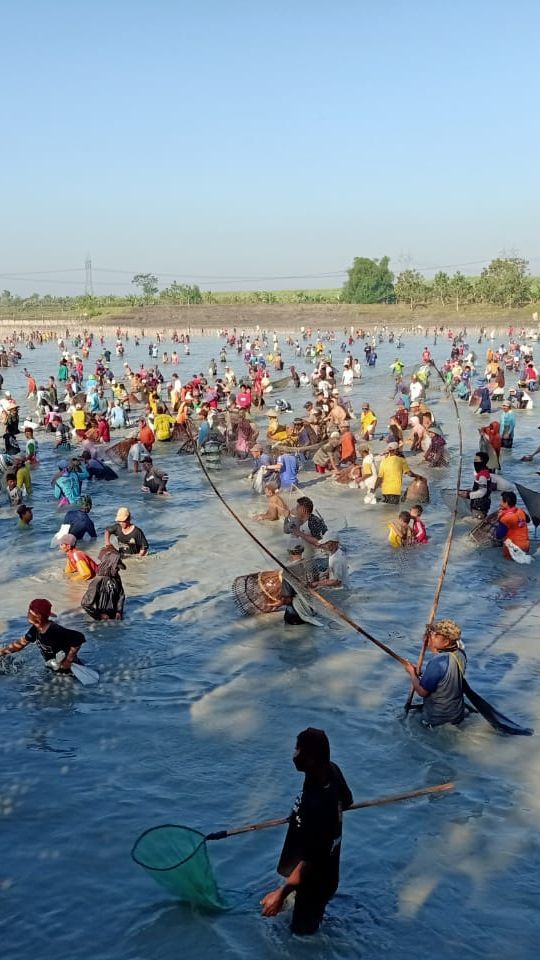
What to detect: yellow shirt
<box><xmin>378</xmin><ymin>454</ymin><xmax>410</xmax><ymax>495</ymax></box>
<box><xmin>153</xmin><ymin>413</ymin><xmax>175</xmax><ymax>441</ymax></box>
<box><xmin>361</xmin><ymin>410</ymin><xmax>377</xmax><ymax>434</ymax></box>
<box><xmin>73</xmin><ymin>409</ymin><xmax>86</xmax><ymax>430</ymax></box>
<box><xmin>16</xmin><ymin>463</ymin><xmax>32</xmax><ymax>494</ymax></box>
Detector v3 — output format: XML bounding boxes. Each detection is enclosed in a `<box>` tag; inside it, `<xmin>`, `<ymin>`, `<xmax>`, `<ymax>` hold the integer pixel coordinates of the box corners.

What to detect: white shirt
<box><xmin>342</xmin><ymin>368</ymin><xmax>354</xmax><ymax>386</ymax></box>
<box><xmin>328</xmin><ymin>549</ymin><xmax>349</xmax><ymax>587</ymax></box>
<box><xmin>409</xmin><ymin>380</ymin><xmax>424</xmax><ymax>402</ymax></box>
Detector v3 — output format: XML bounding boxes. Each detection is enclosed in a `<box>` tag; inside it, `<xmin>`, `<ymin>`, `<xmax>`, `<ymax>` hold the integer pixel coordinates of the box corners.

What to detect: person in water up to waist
<box><xmin>57</xmin><ymin>534</ymin><xmax>98</xmax><ymax>581</ymax></box>
<box><xmin>64</xmin><ymin>495</ymin><xmax>97</xmax><ymax>541</ymax></box>
<box><xmin>141</xmin><ymin>456</ymin><xmax>169</xmax><ymax>495</ymax></box>
<box><xmin>105</xmin><ymin>507</ymin><xmax>148</xmax><ymax>556</ymax></box>
<box><xmin>403</xmin><ymin>619</ymin><xmax>466</xmax><ymax>727</ymax></box>
<box><xmin>0</xmin><ymin>598</ymin><xmax>85</xmax><ymax>673</ymax></box>
<box><xmin>495</xmin><ymin>490</ymin><xmax>530</xmax><ymax>558</ymax></box>
<box><xmin>153</xmin><ymin>407</ymin><xmax>175</xmax><ymax>441</ymax></box>
<box><xmin>458</xmin><ymin>450</ymin><xmax>492</xmax><ymax>517</ymax></box>
<box><xmin>261</xmin><ymin>728</ymin><xmax>353</xmax><ymax>936</ymax></box>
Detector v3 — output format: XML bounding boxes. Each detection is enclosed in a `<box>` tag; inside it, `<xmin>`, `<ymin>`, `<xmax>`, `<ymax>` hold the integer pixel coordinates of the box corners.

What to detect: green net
<box><xmin>131</xmin><ymin>825</ymin><xmax>228</xmax><ymax>910</ymax></box>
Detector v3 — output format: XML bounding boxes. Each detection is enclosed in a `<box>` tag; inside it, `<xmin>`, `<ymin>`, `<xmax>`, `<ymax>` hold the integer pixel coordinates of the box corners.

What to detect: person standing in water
<box><xmin>403</xmin><ymin>619</ymin><xmax>466</xmax><ymax>727</ymax></box>
<box><xmin>0</xmin><ymin>599</ymin><xmax>85</xmax><ymax>674</ymax></box>
<box><xmin>261</xmin><ymin>728</ymin><xmax>353</xmax><ymax>936</ymax></box>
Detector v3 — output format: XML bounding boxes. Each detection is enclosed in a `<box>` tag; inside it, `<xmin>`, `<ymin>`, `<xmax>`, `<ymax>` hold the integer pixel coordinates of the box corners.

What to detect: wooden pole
<box><xmin>206</xmin><ymin>782</ymin><xmax>454</xmax><ymax>840</ymax></box>
<box><xmin>404</xmin><ymin>360</ymin><xmax>464</xmax><ymax>711</ymax></box>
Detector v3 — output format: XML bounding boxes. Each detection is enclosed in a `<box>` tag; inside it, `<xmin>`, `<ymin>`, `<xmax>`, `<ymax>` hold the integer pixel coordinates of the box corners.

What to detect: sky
<box><xmin>1</xmin><ymin>0</ymin><xmax>539</xmax><ymax>296</ymax></box>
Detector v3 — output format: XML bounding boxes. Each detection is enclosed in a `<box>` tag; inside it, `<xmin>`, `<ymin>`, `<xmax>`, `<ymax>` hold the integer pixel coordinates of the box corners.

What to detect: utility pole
<box><xmin>85</xmin><ymin>254</ymin><xmax>94</xmax><ymax>296</ymax></box>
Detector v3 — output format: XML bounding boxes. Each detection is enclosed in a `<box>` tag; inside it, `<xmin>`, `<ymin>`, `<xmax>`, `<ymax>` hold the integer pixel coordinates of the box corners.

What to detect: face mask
<box><xmin>293</xmin><ymin>751</ymin><xmax>306</xmax><ymax>772</ymax></box>
<box><xmin>474</xmin><ymin>461</ymin><xmax>483</xmax><ymax>471</ymax></box>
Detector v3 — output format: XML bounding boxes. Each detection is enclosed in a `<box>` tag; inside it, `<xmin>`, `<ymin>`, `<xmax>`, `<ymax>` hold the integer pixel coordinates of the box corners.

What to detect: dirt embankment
<box><xmin>1</xmin><ymin>301</ymin><xmax>538</xmax><ymax>334</ymax></box>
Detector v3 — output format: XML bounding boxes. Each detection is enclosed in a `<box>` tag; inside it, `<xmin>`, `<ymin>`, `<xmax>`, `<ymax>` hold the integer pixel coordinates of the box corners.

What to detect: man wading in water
<box><xmin>261</xmin><ymin>728</ymin><xmax>352</xmax><ymax>935</ymax></box>
<box><xmin>403</xmin><ymin>619</ymin><xmax>466</xmax><ymax>726</ymax></box>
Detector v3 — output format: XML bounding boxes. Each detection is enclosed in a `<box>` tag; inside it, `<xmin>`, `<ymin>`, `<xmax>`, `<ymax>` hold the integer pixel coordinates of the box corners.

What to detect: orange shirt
<box><xmin>499</xmin><ymin>506</ymin><xmax>530</xmax><ymax>551</ymax></box>
<box><xmin>139</xmin><ymin>424</ymin><xmax>155</xmax><ymax>447</ymax></box>
<box><xmin>340</xmin><ymin>430</ymin><xmax>356</xmax><ymax>461</ymax></box>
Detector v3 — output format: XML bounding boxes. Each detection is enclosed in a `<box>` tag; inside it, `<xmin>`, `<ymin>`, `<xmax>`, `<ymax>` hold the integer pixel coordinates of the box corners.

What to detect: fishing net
<box><xmin>232</xmin><ymin>571</ymin><xmax>284</xmax><ymax>615</ymax></box>
<box><xmin>469</xmin><ymin>513</ymin><xmax>498</xmax><ymax>548</ymax></box>
<box><xmin>131</xmin><ymin>825</ymin><xmax>228</xmax><ymax>910</ymax></box>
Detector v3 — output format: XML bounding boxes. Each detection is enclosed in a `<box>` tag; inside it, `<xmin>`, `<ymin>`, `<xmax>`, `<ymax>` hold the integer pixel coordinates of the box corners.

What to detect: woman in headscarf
<box><xmin>424</xmin><ymin>427</ymin><xmax>448</xmax><ymax>467</ymax></box>
<box><xmin>53</xmin><ymin>461</ymin><xmax>83</xmax><ymax>506</ymax></box>
<box><xmin>81</xmin><ymin>546</ymin><xmax>126</xmax><ymax>621</ymax></box>
<box><xmin>477</xmin><ymin>385</ymin><xmax>492</xmax><ymax>415</ymax></box>
<box><xmin>479</xmin><ymin>421</ymin><xmax>502</xmax><ymax>471</ymax></box>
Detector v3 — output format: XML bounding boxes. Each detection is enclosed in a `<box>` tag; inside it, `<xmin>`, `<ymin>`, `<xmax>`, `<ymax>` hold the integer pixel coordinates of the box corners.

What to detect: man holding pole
<box><xmin>403</xmin><ymin>620</ymin><xmax>466</xmax><ymax>726</ymax></box>
<box><xmin>261</xmin><ymin>728</ymin><xmax>352</xmax><ymax>936</ymax></box>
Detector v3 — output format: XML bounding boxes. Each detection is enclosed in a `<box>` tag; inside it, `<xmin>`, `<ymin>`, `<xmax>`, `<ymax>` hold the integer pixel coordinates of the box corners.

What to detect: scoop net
<box><xmin>131</xmin><ymin>824</ymin><xmax>228</xmax><ymax>910</ymax></box>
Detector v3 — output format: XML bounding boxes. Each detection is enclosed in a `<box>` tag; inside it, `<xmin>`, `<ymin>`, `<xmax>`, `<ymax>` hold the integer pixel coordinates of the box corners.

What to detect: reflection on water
<box><xmin>1</xmin><ymin>330</ymin><xmax>539</xmax><ymax>959</ymax></box>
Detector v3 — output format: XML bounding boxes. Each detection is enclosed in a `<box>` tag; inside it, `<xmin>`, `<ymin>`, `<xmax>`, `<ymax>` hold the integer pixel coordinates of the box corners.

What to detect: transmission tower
<box><xmin>85</xmin><ymin>255</ymin><xmax>94</xmax><ymax>295</ymax></box>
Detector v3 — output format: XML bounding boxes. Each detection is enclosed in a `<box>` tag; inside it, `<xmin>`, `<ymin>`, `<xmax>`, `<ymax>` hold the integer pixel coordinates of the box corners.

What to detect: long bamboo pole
<box><xmin>206</xmin><ymin>782</ymin><xmax>454</xmax><ymax>840</ymax></box>
<box><xmin>403</xmin><ymin>360</ymin><xmax>464</xmax><ymax>711</ymax></box>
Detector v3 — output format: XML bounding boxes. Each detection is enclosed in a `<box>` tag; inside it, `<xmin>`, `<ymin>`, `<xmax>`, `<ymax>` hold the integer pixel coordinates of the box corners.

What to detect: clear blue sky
<box><xmin>1</xmin><ymin>0</ymin><xmax>539</xmax><ymax>295</ymax></box>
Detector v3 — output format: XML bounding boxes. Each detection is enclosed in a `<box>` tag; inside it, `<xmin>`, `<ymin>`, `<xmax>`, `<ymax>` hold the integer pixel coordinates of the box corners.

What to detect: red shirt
<box><xmin>98</xmin><ymin>420</ymin><xmax>110</xmax><ymax>442</ymax></box>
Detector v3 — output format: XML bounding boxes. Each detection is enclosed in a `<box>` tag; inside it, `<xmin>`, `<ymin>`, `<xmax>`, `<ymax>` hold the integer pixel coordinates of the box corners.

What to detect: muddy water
<box><xmin>1</xmin><ymin>331</ymin><xmax>539</xmax><ymax>960</ymax></box>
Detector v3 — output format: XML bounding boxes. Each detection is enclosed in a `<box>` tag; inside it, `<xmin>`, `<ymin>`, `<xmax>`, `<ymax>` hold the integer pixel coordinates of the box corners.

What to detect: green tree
<box><xmin>477</xmin><ymin>257</ymin><xmax>531</xmax><ymax>307</ymax></box>
<box><xmin>395</xmin><ymin>269</ymin><xmax>428</xmax><ymax>309</ymax></box>
<box><xmin>342</xmin><ymin>256</ymin><xmax>395</xmax><ymax>304</ymax></box>
<box><xmin>161</xmin><ymin>282</ymin><xmax>202</xmax><ymax>304</ymax></box>
<box><xmin>132</xmin><ymin>273</ymin><xmax>159</xmax><ymax>299</ymax></box>
<box><xmin>447</xmin><ymin>272</ymin><xmax>475</xmax><ymax>312</ymax></box>
<box><xmin>432</xmin><ymin>271</ymin><xmax>451</xmax><ymax>306</ymax></box>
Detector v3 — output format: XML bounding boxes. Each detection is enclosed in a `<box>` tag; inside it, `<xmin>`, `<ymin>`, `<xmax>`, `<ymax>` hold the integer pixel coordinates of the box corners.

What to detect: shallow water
<box><xmin>1</xmin><ymin>330</ymin><xmax>540</xmax><ymax>960</ymax></box>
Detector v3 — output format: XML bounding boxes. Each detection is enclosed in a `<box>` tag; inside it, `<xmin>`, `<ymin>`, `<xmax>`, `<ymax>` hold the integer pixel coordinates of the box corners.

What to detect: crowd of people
<box><xmin>1</xmin><ymin>319</ymin><xmax>539</xmax><ymax>936</ymax></box>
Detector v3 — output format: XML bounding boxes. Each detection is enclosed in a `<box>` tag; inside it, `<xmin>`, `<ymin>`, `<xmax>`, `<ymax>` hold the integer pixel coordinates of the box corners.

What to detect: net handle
<box><xmin>205</xmin><ymin>782</ymin><xmax>454</xmax><ymax>840</ymax></box>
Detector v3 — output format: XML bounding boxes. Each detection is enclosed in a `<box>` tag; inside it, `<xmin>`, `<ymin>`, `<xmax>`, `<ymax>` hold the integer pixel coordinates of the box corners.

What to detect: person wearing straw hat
<box><xmin>402</xmin><ymin>620</ymin><xmax>466</xmax><ymax>727</ymax></box>
<box><xmin>0</xmin><ymin>599</ymin><xmax>85</xmax><ymax>673</ymax></box>
<box><xmin>261</xmin><ymin>728</ymin><xmax>353</xmax><ymax>936</ymax></box>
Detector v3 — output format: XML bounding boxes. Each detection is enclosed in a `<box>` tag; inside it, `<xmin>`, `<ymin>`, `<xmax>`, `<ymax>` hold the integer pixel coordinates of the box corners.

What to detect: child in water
<box><xmin>387</xmin><ymin>511</ymin><xmax>413</xmax><ymax>548</ymax></box>
<box><xmin>410</xmin><ymin>504</ymin><xmax>429</xmax><ymax>543</ymax></box>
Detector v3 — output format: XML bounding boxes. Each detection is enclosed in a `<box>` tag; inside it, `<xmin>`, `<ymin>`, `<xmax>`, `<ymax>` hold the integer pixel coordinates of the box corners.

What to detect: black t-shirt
<box><xmin>278</xmin><ymin>762</ymin><xmax>352</xmax><ymax>893</ymax></box>
<box><xmin>106</xmin><ymin>522</ymin><xmax>148</xmax><ymax>555</ymax></box>
<box><xmin>25</xmin><ymin>622</ymin><xmax>85</xmax><ymax>662</ymax></box>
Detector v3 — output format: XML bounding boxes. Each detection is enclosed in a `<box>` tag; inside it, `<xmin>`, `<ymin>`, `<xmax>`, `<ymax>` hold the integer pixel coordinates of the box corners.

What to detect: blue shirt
<box><xmin>420</xmin><ymin>655</ymin><xmax>450</xmax><ymax>692</ymax></box>
<box><xmin>500</xmin><ymin>411</ymin><xmax>516</xmax><ymax>437</ymax></box>
<box><xmin>278</xmin><ymin>454</ymin><xmax>298</xmax><ymax>488</ymax></box>
<box><xmin>64</xmin><ymin>509</ymin><xmax>97</xmax><ymax>540</ymax></box>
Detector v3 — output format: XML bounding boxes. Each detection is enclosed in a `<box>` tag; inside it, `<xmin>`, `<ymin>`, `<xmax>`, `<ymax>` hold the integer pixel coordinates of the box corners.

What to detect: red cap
<box><xmin>28</xmin><ymin>599</ymin><xmax>56</xmax><ymax>620</ymax></box>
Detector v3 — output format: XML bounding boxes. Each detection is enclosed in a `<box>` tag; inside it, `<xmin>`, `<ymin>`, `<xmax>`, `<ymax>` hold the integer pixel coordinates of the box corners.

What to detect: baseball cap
<box><xmin>28</xmin><ymin>598</ymin><xmax>56</xmax><ymax>620</ymax></box>
<box><xmin>115</xmin><ymin>507</ymin><xmax>131</xmax><ymax>522</ymax></box>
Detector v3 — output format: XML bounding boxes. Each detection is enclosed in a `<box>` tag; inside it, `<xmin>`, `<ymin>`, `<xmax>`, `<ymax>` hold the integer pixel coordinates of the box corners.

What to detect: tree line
<box><xmin>1</xmin><ymin>255</ymin><xmax>538</xmax><ymax>315</ymax></box>
<box><xmin>342</xmin><ymin>255</ymin><xmax>538</xmax><ymax>310</ymax></box>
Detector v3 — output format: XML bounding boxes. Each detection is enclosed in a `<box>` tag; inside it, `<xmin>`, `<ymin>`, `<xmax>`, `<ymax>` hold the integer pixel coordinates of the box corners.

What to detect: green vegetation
<box><xmin>0</xmin><ymin>256</ymin><xmax>539</xmax><ymax>324</ymax></box>
<box><xmin>342</xmin><ymin>256</ymin><xmax>395</xmax><ymax>304</ymax></box>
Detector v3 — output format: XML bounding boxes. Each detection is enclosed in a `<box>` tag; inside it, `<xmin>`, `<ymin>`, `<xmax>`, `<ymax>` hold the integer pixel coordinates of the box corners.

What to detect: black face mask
<box><xmin>293</xmin><ymin>752</ymin><xmax>306</xmax><ymax>772</ymax></box>
<box><xmin>474</xmin><ymin>460</ymin><xmax>483</xmax><ymax>471</ymax></box>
